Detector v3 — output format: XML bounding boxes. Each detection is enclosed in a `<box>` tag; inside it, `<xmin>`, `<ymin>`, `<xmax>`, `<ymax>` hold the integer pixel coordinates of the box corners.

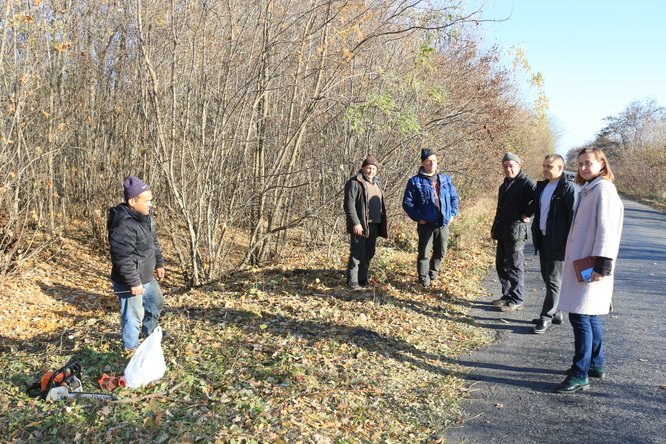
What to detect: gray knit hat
<box><xmin>502</xmin><ymin>152</ymin><xmax>522</xmax><ymax>164</ymax></box>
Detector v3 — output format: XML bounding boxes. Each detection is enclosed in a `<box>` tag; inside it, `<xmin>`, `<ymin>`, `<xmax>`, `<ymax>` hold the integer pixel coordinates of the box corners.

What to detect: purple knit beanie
<box><xmin>123</xmin><ymin>176</ymin><xmax>150</xmax><ymax>201</ymax></box>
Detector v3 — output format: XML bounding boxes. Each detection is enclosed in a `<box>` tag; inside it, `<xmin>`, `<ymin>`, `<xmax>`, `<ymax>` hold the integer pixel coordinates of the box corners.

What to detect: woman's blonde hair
<box><xmin>575</xmin><ymin>147</ymin><xmax>614</xmax><ymax>184</ymax></box>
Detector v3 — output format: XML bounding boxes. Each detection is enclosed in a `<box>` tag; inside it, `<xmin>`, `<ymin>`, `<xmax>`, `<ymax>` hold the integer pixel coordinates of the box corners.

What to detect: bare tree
<box><xmin>0</xmin><ymin>0</ymin><xmax>555</xmax><ymax>287</ymax></box>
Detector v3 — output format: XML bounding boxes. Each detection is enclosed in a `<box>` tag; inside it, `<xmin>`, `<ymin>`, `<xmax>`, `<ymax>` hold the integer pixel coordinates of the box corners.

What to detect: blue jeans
<box><xmin>569</xmin><ymin>313</ymin><xmax>605</xmax><ymax>378</ymax></box>
<box><xmin>113</xmin><ymin>278</ymin><xmax>164</xmax><ymax>350</ymax></box>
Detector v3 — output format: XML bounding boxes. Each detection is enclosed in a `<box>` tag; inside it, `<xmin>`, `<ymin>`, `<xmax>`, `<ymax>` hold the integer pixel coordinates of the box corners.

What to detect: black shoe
<box><xmin>492</xmin><ymin>298</ymin><xmax>510</xmax><ymax>307</ymax></box>
<box><xmin>533</xmin><ymin>320</ymin><xmax>552</xmax><ymax>334</ymax></box>
<box><xmin>554</xmin><ymin>376</ymin><xmax>590</xmax><ymax>394</ymax></box>
<box><xmin>552</xmin><ymin>312</ymin><xmax>564</xmax><ymax>324</ymax></box>
<box><xmin>532</xmin><ymin>318</ymin><xmax>541</xmax><ymax>324</ymax></box>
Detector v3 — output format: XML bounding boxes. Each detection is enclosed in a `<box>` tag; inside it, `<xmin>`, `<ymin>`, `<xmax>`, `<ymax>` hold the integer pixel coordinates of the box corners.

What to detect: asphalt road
<box><xmin>446</xmin><ymin>198</ymin><xmax>666</xmax><ymax>444</ymax></box>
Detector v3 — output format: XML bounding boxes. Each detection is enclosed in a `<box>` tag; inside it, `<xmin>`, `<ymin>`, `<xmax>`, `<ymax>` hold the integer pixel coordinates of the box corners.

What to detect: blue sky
<box><xmin>468</xmin><ymin>0</ymin><xmax>666</xmax><ymax>153</ymax></box>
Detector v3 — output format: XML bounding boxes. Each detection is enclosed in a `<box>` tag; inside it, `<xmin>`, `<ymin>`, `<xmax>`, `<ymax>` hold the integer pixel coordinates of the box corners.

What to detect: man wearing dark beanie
<box><xmin>343</xmin><ymin>155</ymin><xmax>388</xmax><ymax>289</ymax></box>
<box><xmin>107</xmin><ymin>176</ymin><xmax>165</xmax><ymax>351</ymax></box>
<box><xmin>402</xmin><ymin>148</ymin><xmax>460</xmax><ymax>288</ymax></box>
<box><xmin>490</xmin><ymin>152</ymin><xmax>536</xmax><ymax>311</ymax></box>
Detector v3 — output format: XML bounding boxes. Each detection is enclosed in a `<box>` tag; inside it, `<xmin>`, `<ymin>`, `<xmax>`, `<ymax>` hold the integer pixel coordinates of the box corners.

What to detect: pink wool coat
<box><xmin>558</xmin><ymin>177</ymin><xmax>624</xmax><ymax>315</ymax></box>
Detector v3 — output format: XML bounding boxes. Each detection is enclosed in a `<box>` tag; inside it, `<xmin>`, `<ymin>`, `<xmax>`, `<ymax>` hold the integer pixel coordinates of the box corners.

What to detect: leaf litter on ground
<box><xmin>0</xmin><ymin>212</ymin><xmax>496</xmax><ymax>442</ymax></box>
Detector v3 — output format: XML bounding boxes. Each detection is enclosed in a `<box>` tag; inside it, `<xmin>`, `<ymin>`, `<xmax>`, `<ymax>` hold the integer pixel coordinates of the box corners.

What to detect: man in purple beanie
<box><xmin>107</xmin><ymin>176</ymin><xmax>165</xmax><ymax>351</ymax></box>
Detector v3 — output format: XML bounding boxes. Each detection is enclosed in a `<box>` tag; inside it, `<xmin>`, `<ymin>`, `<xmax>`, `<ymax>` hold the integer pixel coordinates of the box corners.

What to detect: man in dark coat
<box><xmin>108</xmin><ymin>176</ymin><xmax>165</xmax><ymax>351</ymax></box>
<box><xmin>343</xmin><ymin>155</ymin><xmax>388</xmax><ymax>289</ymax></box>
<box><xmin>491</xmin><ymin>152</ymin><xmax>536</xmax><ymax>311</ymax></box>
<box><xmin>402</xmin><ymin>148</ymin><xmax>460</xmax><ymax>288</ymax></box>
<box><xmin>531</xmin><ymin>154</ymin><xmax>579</xmax><ymax>333</ymax></box>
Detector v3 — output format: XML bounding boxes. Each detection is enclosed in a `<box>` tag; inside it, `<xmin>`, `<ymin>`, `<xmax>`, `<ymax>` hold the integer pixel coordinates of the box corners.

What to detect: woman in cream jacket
<box><xmin>554</xmin><ymin>147</ymin><xmax>624</xmax><ymax>394</ymax></box>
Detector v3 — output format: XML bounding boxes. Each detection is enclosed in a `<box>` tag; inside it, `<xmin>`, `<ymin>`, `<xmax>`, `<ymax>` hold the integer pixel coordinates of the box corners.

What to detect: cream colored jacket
<box><xmin>558</xmin><ymin>177</ymin><xmax>624</xmax><ymax>315</ymax></box>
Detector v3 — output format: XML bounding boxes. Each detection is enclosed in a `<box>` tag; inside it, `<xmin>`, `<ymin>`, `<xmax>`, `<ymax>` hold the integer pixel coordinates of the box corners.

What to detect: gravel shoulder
<box><xmin>446</xmin><ymin>198</ymin><xmax>666</xmax><ymax>444</ymax></box>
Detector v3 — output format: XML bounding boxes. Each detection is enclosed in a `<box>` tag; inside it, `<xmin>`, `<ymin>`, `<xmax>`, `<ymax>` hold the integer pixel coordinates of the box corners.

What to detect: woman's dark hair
<box><xmin>575</xmin><ymin>147</ymin><xmax>614</xmax><ymax>184</ymax></box>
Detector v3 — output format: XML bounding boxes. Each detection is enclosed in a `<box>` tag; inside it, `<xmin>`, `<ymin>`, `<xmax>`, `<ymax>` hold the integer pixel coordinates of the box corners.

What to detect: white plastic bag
<box><xmin>123</xmin><ymin>326</ymin><xmax>167</xmax><ymax>388</ymax></box>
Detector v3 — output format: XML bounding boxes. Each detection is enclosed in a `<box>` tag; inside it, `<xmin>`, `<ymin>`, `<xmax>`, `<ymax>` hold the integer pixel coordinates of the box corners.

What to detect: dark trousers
<box><xmin>417</xmin><ymin>224</ymin><xmax>449</xmax><ymax>285</ymax></box>
<box><xmin>569</xmin><ymin>314</ymin><xmax>605</xmax><ymax>378</ymax></box>
<box><xmin>538</xmin><ymin>245</ymin><xmax>563</xmax><ymax>320</ymax></box>
<box><xmin>495</xmin><ymin>238</ymin><xmax>526</xmax><ymax>304</ymax></box>
<box><xmin>346</xmin><ymin>223</ymin><xmax>378</xmax><ymax>286</ymax></box>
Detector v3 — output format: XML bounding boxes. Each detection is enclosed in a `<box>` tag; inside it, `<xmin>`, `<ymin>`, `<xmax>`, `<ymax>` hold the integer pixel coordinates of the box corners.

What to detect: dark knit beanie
<box><xmin>362</xmin><ymin>155</ymin><xmax>380</xmax><ymax>169</ymax></box>
<box><xmin>123</xmin><ymin>176</ymin><xmax>150</xmax><ymax>201</ymax></box>
<box><xmin>421</xmin><ymin>148</ymin><xmax>435</xmax><ymax>161</ymax></box>
<box><xmin>502</xmin><ymin>152</ymin><xmax>522</xmax><ymax>164</ymax></box>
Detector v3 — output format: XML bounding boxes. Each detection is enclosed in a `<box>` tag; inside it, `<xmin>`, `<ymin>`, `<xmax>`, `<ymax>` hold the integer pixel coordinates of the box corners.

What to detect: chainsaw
<box><xmin>29</xmin><ymin>361</ymin><xmax>115</xmax><ymax>401</ymax></box>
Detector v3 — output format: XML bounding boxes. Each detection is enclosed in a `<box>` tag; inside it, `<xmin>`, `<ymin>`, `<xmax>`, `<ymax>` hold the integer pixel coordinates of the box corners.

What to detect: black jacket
<box><xmin>343</xmin><ymin>172</ymin><xmax>388</xmax><ymax>238</ymax></box>
<box><xmin>491</xmin><ymin>171</ymin><xmax>536</xmax><ymax>242</ymax></box>
<box><xmin>107</xmin><ymin>204</ymin><xmax>164</xmax><ymax>287</ymax></box>
<box><xmin>531</xmin><ymin>175</ymin><xmax>579</xmax><ymax>259</ymax></box>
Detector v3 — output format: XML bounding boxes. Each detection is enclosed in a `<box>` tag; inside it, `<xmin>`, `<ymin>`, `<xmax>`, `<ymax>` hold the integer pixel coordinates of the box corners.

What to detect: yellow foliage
<box><xmin>340</xmin><ymin>48</ymin><xmax>353</xmax><ymax>64</ymax></box>
<box><xmin>54</xmin><ymin>42</ymin><xmax>72</xmax><ymax>52</ymax></box>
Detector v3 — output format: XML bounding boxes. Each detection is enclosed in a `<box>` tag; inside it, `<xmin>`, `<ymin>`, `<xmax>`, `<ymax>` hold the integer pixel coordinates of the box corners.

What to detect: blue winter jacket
<box><xmin>402</xmin><ymin>170</ymin><xmax>460</xmax><ymax>227</ymax></box>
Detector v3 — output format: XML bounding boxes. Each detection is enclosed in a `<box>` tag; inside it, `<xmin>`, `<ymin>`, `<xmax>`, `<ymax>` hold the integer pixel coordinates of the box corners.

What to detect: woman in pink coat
<box><xmin>554</xmin><ymin>147</ymin><xmax>624</xmax><ymax>394</ymax></box>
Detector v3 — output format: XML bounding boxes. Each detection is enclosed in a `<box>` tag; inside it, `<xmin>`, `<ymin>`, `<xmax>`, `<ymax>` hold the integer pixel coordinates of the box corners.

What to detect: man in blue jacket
<box><xmin>107</xmin><ymin>176</ymin><xmax>165</xmax><ymax>351</ymax></box>
<box><xmin>402</xmin><ymin>149</ymin><xmax>459</xmax><ymax>288</ymax></box>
